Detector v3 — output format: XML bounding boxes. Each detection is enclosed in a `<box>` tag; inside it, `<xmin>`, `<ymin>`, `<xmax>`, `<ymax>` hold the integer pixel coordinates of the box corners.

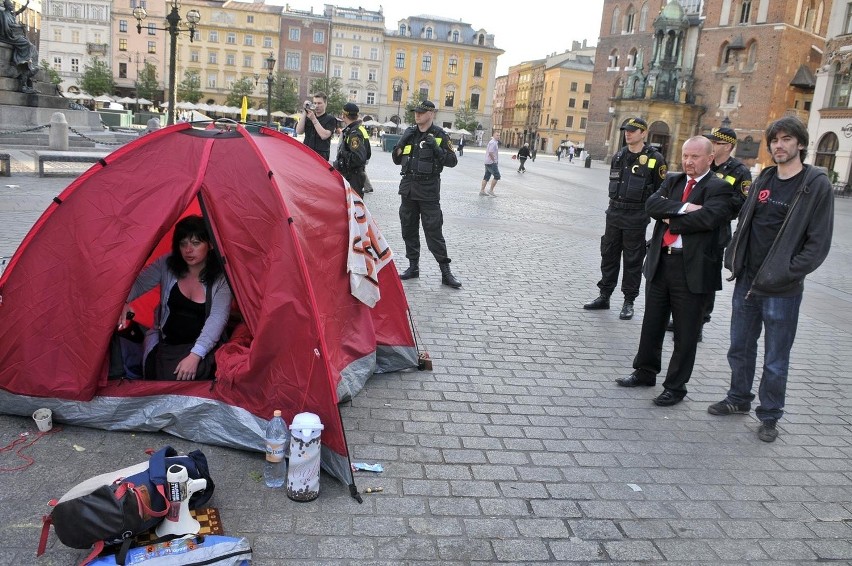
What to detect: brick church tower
<box><xmin>587</xmin><ymin>0</ymin><xmax>830</xmax><ymax>169</ymax></box>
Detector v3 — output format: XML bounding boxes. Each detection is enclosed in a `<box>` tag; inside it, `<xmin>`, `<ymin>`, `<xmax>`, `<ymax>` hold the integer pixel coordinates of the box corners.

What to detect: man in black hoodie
<box><xmin>708</xmin><ymin>117</ymin><xmax>834</xmax><ymax>443</ymax></box>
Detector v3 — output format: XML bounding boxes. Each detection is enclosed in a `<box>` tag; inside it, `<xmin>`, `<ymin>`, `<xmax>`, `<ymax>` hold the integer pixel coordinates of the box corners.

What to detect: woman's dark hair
<box><xmin>166</xmin><ymin>215</ymin><xmax>222</xmax><ymax>284</ymax></box>
<box><xmin>765</xmin><ymin>116</ymin><xmax>808</xmax><ymax>163</ymax></box>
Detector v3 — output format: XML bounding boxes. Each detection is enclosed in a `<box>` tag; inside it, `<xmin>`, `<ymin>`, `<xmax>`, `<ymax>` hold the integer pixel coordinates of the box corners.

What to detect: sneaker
<box><xmin>488</xmin><ymin>191</ymin><xmax>497</xmax><ymax>197</ymax></box>
<box><xmin>479</xmin><ymin>191</ymin><xmax>487</xmax><ymax>196</ymax></box>
<box><xmin>757</xmin><ymin>420</ymin><xmax>778</xmax><ymax>443</ymax></box>
<box><xmin>707</xmin><ymin>400</ymin><xmax>751</xmax><ymax>415</ymax></box>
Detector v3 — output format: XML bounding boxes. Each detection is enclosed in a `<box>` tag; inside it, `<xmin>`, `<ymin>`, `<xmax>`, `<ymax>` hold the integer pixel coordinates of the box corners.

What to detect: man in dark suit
<box><xmin>616</xmin><ymin>136</ymin><xmax>735</xmax><ymax>406</ymax></box>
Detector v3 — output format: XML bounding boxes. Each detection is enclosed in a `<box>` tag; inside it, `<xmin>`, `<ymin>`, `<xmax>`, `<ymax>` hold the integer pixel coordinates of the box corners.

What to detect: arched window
<box><xmin>611</xmin><ymin>7</ymin><xmax>621</xmax><ymax>34</ymax></box>
<box><xmin>452</xmin><ymin>30</ymin><xmax>459</xmax><ymax>42</ymax></box>
<box><xmin>608</xmin><ymin>49</ymin><xmax>619</xmax><ymax>68</ymax></box>
<box><xmin>814</xmin><ymin>132</ymin><xmax>838</xmax><ymax>172</ymax></box>
<box><xmin>727</xmin><ymin>85</ymin><xmax>738</xmax><ymax>104</ymax></box>
<box><xmin>399</xmin><ymin>24</ymin><xmax>407</xmax><ymax>35</ymax></box>
<box><xmin>740</xmin><ymin>0</ymin><xmax>751</xmax><ymax>24</ymax></box>
<box><xmin>478</xmin><ymin>34</ymin><xmax>484</xmax><ymax>45</ymax></box>
<box><xmin>802</xmin><ymin>1</ymin><xmax>816</xmax><ymax>31</ymax></box>
<box><xmin>627</xmin><ymin>48</ymin><xmax>638</xmax><ymax>68</ymax></box>
<box><xmin>639</xmin><ymin>2</ymin><xmax>649</xmax><ymax>31</ymax></box>
<box><xmin>720</xmin><ymin>42</ymin><xmax>733</xmax><ymax>65</ymax></box>
<box><xmin>425</xmin><ymin>27</ymin><xmax>433</xmax><ymax>39</ymax></box>
<box><xmin>625</xmin><ymin>5</ymin><xmax>636</xmax><ymax>33</ymax></box>
<box><xmin>746</xmin><ymin>42</ymin><xmax>758</xmax><ymax>68</ymax></box>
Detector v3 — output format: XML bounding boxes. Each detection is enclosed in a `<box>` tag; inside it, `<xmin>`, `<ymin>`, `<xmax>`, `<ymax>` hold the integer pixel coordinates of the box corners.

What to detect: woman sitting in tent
<box><xmin>118</xmin><ymin>216</ymin><xmax>232</xmax><ymax>380</ymax></box>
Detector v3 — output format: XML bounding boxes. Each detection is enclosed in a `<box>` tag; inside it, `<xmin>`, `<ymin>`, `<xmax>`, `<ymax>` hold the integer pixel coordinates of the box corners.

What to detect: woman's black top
<box><xmin>161</xmin><ymin>284</ymin><xmax>205</xmax><ymax>345</ymax></box>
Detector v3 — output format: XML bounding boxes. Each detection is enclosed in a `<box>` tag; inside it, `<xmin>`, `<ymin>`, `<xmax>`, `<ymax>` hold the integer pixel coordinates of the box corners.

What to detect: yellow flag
<box><xmin>240</xmin><ymin>96</ymin><xmax>248</xmax><ymax>123</ymax></box>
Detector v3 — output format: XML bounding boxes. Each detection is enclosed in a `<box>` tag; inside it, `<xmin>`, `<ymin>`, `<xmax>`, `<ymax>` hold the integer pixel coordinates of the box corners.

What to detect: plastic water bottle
<box><xmin>264</xmin><ymin>410</ymin><xmax>289</xmax><ymax>488</ymax></box>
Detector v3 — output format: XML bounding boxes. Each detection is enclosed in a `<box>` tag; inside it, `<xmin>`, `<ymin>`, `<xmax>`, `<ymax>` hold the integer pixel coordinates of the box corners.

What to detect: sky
<box><xmin>264</xmin><ymin>0</ymin><xmax>605</xmax><ymax>76</ymax></box>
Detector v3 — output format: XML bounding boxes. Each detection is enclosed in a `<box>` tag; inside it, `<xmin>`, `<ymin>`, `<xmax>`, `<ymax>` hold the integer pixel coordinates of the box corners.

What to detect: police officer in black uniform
<box><xmin>584</xmin><ymin>117</ymin><xmax>667</xmax><ymax>319</ymax></box>
<box><xmin>392</xmin><ymin>100</ymin><xmax>461</xmax><ymax>288</ymax></box>
<box><xmin>333</xmin><ymin>102</ymin><xmax>371</xmax><ymax>197</ymax></box>
<box><xmin>703</xmin><ymin>126</ymin><xmax>751</xmax><ymax>322</ymax></box>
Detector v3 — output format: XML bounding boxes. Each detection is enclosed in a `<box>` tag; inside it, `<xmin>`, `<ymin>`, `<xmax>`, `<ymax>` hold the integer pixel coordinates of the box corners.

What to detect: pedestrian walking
<box><xmin>480</xmin><ymin>132</ymin><xmax>501</xmax><ymax>197</ymax></box>
<box><xmin>517</xmin><ymin>143</ymin><xmax>531</xmax><ymax>173</ymax></box>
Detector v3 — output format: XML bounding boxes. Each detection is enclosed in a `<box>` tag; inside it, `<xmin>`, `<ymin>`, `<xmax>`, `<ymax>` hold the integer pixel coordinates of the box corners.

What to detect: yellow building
<box><xmin>539</xmin><ymin>50</ymin><xmax>595</xmax><ymax>154</ymax></box>
<box><xmin>381</xmin><ymin>15</ymin><xmax>503</xmax><ymax>133</ymax></box>
<box><xmin>171</xmin><ymin>0</ymin><xmax>280</xmax><ymax>107</ymax></box>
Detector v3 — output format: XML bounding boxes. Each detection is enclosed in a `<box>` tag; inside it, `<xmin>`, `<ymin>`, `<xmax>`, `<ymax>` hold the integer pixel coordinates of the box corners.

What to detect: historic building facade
<box><xmin>587</xmin><ymin>0</ymin><xmax>830</xmax><ymax>169</ymax></box>
<box><xmin>40</xmin><ymin>0</ymin><xmax>112</xmax><ymax>94</ymax></box>
<box><xmin>807</xmin><ymin>0</ymin><xmax>852</xmax><ymax>184</ymax></box>
<box><xmin>280</xmin><ymin>5</ymin><xmax>331</xmax><ymax>104</ymax></box>
<box><xmin>382</xmin><ymin>15</ymin><xmax>503</xmax><ymax>132</ymax></box>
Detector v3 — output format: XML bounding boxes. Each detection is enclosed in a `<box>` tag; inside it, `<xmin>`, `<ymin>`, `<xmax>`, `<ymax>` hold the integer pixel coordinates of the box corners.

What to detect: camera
<box><xmin>304</xmin><ymin>100</ymin><xmax>317</xmax><ymax>112</ymax></box>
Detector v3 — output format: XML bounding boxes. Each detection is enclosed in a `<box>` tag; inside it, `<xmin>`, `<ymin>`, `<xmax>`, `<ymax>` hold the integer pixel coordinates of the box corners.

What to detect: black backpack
<box><xmin>38</xmin><ymin>446</ymin><xmax>214</xmax><ymax>565</ymax></box>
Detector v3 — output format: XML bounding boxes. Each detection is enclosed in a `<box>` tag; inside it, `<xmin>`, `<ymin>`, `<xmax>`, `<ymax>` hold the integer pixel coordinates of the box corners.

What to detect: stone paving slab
<box><xmin>0</xmin><ymin>140</ymin><xmax>850</xmax><ymax>564</ymax></box>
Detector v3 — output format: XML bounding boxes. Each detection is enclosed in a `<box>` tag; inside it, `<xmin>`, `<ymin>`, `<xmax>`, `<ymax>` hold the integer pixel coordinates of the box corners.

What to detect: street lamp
<box><xmin>392</xmin><ymin>79</ymin><xmax>405</xmax><ymax>134</ymax></box>
<box><xmin>265</xmin><ymin>52</ymin><xmax>275</xmax><ymax>128</ymax></box>
<box><xmin>134</xmin><ymin>0</ymin><xmax>201</xmax><ymax>126</ymax></box>
<box><xmin>721</xmin><ymin>115</ymin><xmax>732</xmax><ymax>128</ymax></box>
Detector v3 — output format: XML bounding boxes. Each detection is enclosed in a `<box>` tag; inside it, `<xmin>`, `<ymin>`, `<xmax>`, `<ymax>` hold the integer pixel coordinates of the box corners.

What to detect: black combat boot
<box><xmin>583</xmin><ymin>294</ymin><xmax>610</xmax><ymax>310</ymax></box>
<box><xmin>439</xmin><ymin>263</ymin><xmax>462</xmax><ymax>288</ymax></box>
<box><xmin>399</xmin><ymin>260</ymin><xmax>419</xmax><ymax>280</ymax></box>
<box><xmin>619</xmin><ymin>300</ymin><xmax>635</xmax><ymax>320</ymax></box>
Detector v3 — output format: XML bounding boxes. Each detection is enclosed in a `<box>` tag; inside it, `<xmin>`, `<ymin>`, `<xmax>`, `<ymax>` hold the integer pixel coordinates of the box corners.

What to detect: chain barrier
<box><xmin>68</xmin><ymin>126</ymin><xmax>127</xmax><ymax>146</ymax></box>
<box><xmin>0</xmin><ymin>124</ymin><xmax>130</xmax><ymax>146</ymax></box>
<box><xmin>0</xmin><ymin>124</ymin><xmax>50</xmax><ymax>137</ymax></box>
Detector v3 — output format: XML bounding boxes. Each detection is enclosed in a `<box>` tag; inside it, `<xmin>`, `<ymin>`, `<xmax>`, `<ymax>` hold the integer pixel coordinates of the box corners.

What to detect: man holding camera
<box><xmin>333</xmin><ymin>102</ymin><xmax>371</xmax><ymax>197</ymax></box>
<box><xmin>296</xmin><ymin>92</ymin><xmax>337</xmax><ymax>161</ymax></box>
<box><xmin>391</xmin><ymin>100</ymin><xmax>461</xmax><ymax>288</ymax></box>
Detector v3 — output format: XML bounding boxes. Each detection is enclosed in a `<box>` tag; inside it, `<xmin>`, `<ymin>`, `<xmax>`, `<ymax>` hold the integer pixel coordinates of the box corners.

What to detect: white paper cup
<box><xmin>32</xmin><ymin>408</ymin><xmax>52</xmax><ymax>432</ymax></box>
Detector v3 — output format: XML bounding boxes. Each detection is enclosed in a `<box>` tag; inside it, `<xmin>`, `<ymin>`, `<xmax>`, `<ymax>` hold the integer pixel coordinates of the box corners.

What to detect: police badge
<box><xmin>639</xmin><ymin>154</ymin><xmax>648</xmax><ymax>165</ymax></box>
<box><xmin>350</xmin><ymin>136</ymin><xmax>361</xmax><ymax>150</ymax></box>
<box><xmin>659</xmin><ymin>164</ymin><xmax>667</xmax><ymax>179</ymax></box>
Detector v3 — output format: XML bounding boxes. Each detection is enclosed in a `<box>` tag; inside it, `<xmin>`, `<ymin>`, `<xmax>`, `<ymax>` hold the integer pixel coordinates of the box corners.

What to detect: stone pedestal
<box><xmin>0</xmin><ymin>43</ymin><xmax>101</xmax><ymax>133</ymax></box>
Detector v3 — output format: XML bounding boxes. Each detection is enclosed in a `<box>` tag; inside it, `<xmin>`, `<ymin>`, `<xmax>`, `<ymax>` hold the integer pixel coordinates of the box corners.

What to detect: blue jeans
<box><xmin>726</xmin><ymin>276</ymin><xmax>802</xmax><ymax>422</ymax></box>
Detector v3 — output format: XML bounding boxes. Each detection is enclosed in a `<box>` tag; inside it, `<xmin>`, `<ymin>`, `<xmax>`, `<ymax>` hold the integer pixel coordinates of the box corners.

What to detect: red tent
<box><xmin>0</xmin><ymin>123</ymin><xmax>418</xmax><ymax>490</ymax></box>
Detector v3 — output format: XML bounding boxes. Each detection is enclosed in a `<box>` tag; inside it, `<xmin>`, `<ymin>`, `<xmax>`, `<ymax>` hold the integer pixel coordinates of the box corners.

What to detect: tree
<box><xmin>176</xmin><ymin>70</ymin><xmax>202</xmax><ymax>103</ymax></box>
<box><xmin>39</xmin><ymin>60</ymin><xmax>62</xmax><ymax>88</ymax></box>
<box><xmin>271</xmin><ymin>71</ymin><xmax>299</xmax><ymax>113</ymax></box>
<box><xmin>225</xmin><ymin>77</ymin><xmax>256</xmax><ymax>107</ymax></box>
<box><xmin>79</xmin><ymin>57</ymin><xmax>114</xmax><ymax>96</ymax></box>
<box><xmin>308</xmin><ymin>77</ymin><xmax>346</xmax><ymax>117</ymax></box>
<box><xmin>454</xmin><ymin>102</ymin><xmax>479</xmax><ymax>132</ymax></box>
<box><xmin>135</xmin><ymin>62</ymin><xmax>160</xmax><ymax>101</ymax></box>
<box><xmin>403</xmin><ymin>91</ymin><xmax>427</xmax><ymax>126</ymax></box>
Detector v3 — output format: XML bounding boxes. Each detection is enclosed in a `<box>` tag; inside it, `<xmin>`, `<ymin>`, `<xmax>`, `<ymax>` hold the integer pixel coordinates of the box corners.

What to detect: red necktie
<box><xmin>662</xmin><ymin>178</ymin><xmax>696</xmax><ymax>247</ymax></box>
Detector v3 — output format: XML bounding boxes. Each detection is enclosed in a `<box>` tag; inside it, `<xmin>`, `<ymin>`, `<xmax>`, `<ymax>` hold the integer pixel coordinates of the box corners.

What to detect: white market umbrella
<box><xmin>94</xmin><ymin>94</ymin><xmax>114</xmax><ymax>103</ymax></box>
<box><xmin>456</xmin><ymin>128</ymin><xmax>472</xmax><ymax>136</ymax></box>
<box><xmin>381</xmin><ymin>121</ymin><xmax>398</xmax><ymax>128</ymax></box>
<box><xmin>136</xmin><ymin>98</ymin><xmax>153</xmax><ymax>105</ymax></box>
<box><xmin>159</xmin><ymin>101</ymin><xmax>169</xmax><ymax>108</ymax></box>
<box><xmin>255</xmin><ymin>108</ymin><xmax>268</xmax><ymax>117</ymax></box>
<box><xmin>271</xmin><ymin>110</ymin><xmax>287</xmax><ymax>118</ymax></box>
<box><xmin>186</xmin><ymin>109</ymin><xmax>213</xmax><ymax>122</ymax></box>
<box><xmin>175</xmin><ymin>101</ymin><xmax>197</xmax><ymax>110</ymax></box>
<box><xmin>115</xmin><ymin>96</ymin><xmax>135</xmax><ymax>104</ymax></box>
<box><xmin>362</xmin><ymin>119</ymin><xmax>381</xmax><ymax>127</ymax></box>
<box><xmin>195</xmin><ymin>103</ymin><xmax>212</xmax><ymax>111</ymax></box>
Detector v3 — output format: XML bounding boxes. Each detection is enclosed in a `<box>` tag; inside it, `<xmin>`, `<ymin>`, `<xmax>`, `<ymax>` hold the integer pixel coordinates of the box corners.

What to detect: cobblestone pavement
<box><xmin>1</xmin><ymin>139</ymin><xmax>851</xmax><ymax>565</ymax></box>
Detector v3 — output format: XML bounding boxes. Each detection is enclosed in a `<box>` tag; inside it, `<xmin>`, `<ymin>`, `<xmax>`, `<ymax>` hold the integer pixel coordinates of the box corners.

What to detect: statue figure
<box><xmin>0</xmin><ymin>0</ymin><xmax>39</xmax><ymax>93</ymax></box>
